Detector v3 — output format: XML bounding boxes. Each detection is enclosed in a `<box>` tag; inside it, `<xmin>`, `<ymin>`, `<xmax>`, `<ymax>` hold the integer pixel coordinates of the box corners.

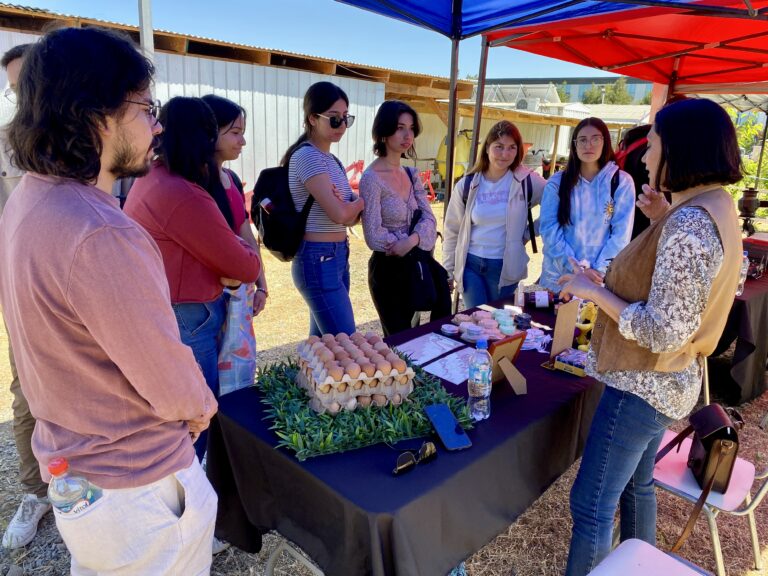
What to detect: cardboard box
<box><xmin>554</xmin><ymin>348</ymin><xmax>587</xmax><ymax>377</ymax></box>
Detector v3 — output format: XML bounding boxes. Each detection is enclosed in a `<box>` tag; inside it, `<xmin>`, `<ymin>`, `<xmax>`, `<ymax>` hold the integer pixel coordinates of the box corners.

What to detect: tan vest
<box><xmin>591</xmin><ymin>187</ymin><xmax>741</xmax><ymax>373</ymax></box>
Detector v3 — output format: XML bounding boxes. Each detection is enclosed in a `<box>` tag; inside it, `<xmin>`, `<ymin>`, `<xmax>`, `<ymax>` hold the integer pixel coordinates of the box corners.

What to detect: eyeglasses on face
<box><xmin>574</xmin><ymin>134</ymin><xmax>604</xmax><ymax>148</ymax></box>
<box><xmin>316</xmin><ymin>113</ymin><xmax>355</xmax><ymax>129</ymax></box>
<box><xmin>3</xmin><ymin>86</ymin><xmax>16</xmax><ymax>104</ymax></box>
<box><xmin>125</xmin><ymin>99</ymin><xmax>161</xmax><ymax>122</ymax></box>
<box><xmin>392</xmin><ymin>441</ymin><xmax>437</xmax><ymax>476</ymax></box>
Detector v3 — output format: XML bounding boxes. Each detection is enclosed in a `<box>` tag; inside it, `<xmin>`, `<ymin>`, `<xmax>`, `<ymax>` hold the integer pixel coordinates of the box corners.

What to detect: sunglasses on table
<box><xmin>392</xmin><ymin>441</ymin><xmax>437</xmax><ymax>476</ymax></box>
<box><xmin>316</xmin><ymin>113</ymin><xmax>355</xmax><ymax>129</ymax></box>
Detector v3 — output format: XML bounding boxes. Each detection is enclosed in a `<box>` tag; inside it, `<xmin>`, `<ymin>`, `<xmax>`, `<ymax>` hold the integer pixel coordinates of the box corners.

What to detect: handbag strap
<box><xmin>670</xmin><ymin>441</ymin><xmax>731</xmax><ymax>552</ymax></box>
<box><xmin>654</xmin><ymin>425</ymin><xmax>694</xmax><ymax>464</ymax></box>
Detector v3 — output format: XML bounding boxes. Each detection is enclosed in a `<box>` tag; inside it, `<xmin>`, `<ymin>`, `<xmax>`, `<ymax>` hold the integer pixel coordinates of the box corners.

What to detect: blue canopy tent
<box><xmin>335</xmin><ymin>0</ymin><xmax>767</xmax><ymax>202</ymax></box>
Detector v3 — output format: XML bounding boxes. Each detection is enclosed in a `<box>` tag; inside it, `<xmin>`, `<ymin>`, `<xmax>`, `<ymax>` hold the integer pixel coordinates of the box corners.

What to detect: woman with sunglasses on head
<box><xmin>558</xmin><ymin>99</ymin><xmax>743</xmax><ymax>575</ymax></box>
<box><xmin>359</xmin><ymin>100</ymin><xmax>450</xmax><ymax>336</ymax></box>
<box><xmin>443</xmin><ymin>120</ymin><xmax>546</xmax><ymax>309</ymax></box>
<box><xmin>284</xmin><ymin>81</ymin><xmax>364</xmax><ymax>337</ymax></box>
<box><xmin>539</xmin><ymin>117</ymin><xmax>635</xmax><ymax>292</ymax></box>
<box><xmin>125</xmin><ymin>97</ymin><xmax>261</xmax><ymax>461</ymax></box>
<box><xmin>202</xmin><ymin>94</ymin><xmax>269</xmax><ymax>316</ymax></box>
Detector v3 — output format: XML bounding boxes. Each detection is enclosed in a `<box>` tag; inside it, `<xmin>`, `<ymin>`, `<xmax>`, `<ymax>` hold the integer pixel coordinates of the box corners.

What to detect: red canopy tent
<box><xmin>484</xmin><ymin>0</ymin><xmax>768</xmax><ymax>95</ymax></box>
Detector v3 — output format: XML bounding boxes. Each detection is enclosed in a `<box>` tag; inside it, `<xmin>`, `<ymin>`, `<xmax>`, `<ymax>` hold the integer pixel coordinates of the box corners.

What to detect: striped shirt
<box><xmin>289</xmin><ymin>143</ymin><xmax>352</xmax><ymax>233</ymax></box>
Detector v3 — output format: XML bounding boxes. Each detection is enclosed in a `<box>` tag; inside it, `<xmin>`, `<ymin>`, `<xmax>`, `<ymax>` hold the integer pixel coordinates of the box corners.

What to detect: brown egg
<box><xmin>327</xmin><ymin>402</ymin><xmax>341</xmax><ymax>414</ymax></box>
<box><xmin>307</xmin><ymin>335</ymin><xmax>321</xmax><ymax>345</ymax></box>
<box><xmin>360</xmin><ymin>362</ymin><xmax>376</xmax><ymax>377</ymax></box>
<box><xmin>330</xmin><ymin>345</ymin><xmax>345</xmax><ymax>356</ymax></box>
<box><xmin>367</xmin><ymin>335</ymin><xmax>383</xmax><ymax>346</ymax></box>
<box><xmin>337</xmin><ymin>382</ymin><xmax>347</xmax><ymax>393</ymax></box>
<box><xmin>375</xmin><ymin>360</ymin><xmax>392</xmax><ymax>374</ymax></box>
<box><xmin>392</xmin><ymin>358</ymin><xmax>407</xmax><ymax>373</ymax></box>
<box><xmin>321</xmin><ymin>334</ymin><xmax>336</xmax><ymax>345</ymax></box>
<box><xmin>335</xmin><ymin>351</ymin><xmax>350</xmax><ymax>362</ymax></box>
<box><xmin>327</xmin><ymin>366</ymin><xmax>344</xmax><ymax>381</ymax></box>
<box><xmin>369</xmin><ymin>353</ymin><xmax>385</xmax><ymax>364</ymax></box>
<box><xmin>323</xmin><ymin>360</ymin><xmax>340</xmax><ymax>371</ymax></box>
<box><xmin>311</xmin><ymin>341</ymin><xmax>327</xmax><ymax>352</ymax></box>
<box><xmin>350</xmin><ymin>332</ymin><xmax>366</xmax><ymax>344</ymax></box>
<box><xmin>345</xmin><ymin>362</ymin><xmax>361</xmax><ymax>379</ymax></box>
<box><xmin>381</xmin><ymin>376</ymin><xmax>394</xmax><ymax>387</ymax></box>
<box><xmin>364</xmin><ymin>331</ymin><xmax>378</xmax><ymax>340</ymax></box>
<box><xmin>371</xmin><ymin>394</ymin><xmax>387</xmax><ymax>407</ymax></box>
<box><xmin>385</xmin><ymin>352</ymin><xmax>400</xmax><ymax>364</ymax></box>
<box><xmin>352</xmin><ymin>352</ymin><xmax>367</xmax><ymax>364</ymax></box>
<box><xmin>344</xmin><ymin>398</ymin><xmax>357</xmax><ymax>411</ymax></box>
<box><xmin>373</xmin><ymin>341</ymin><xmax>389</xmax><ymax>353</ymax></box>
<box><xmin>336</xmin><ymin>332</ymin><xmax>350</xmax><ymax>341</ymax></box>
<box><xmin>391</xmin><ymin>393</ymin><xmax>403</xmax><ymax>405</ymax></box>
<box><xmin>367</xmin><ymin>378</ymin><xmax>379</xmax><ymax>388</ymax></box>
<box><xmin>352</xmin><ymin>379</ymin><xmax>363</xmax><ymax>390</ymax></box>
<box><xmin>339</xmin><ymin>357</ymin><xmax>354</xmax><ymax>368</ymax></box>
<box><xmin>318</xmin><ymin>383</ymin><xmax>332</xmax><ymax>394</ymax></box>
<box><xmin>397</xmin><ymin>374</ymin><xmax>409</xmax><ymax>385</ymax></box>
<box><xmin>318</xmin><ymin>349</ymin><xmax>334</xmax><ymax>363</ymax></box>
<box><xmin>357</xmin><ymin>395</ymin><xmax>372</xmax><ymax>408</ymax></box>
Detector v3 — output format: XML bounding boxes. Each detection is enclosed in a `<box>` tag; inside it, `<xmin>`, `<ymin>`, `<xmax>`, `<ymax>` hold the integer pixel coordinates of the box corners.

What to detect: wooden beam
<box><xmin>426</xmin><ymin>99</ymin><xmax>450</xmax><ymax>126</ymax></box>
<box><xmin>154</xmin><ymin>34</ymin><xmax>187</xmax><ymax>54</ymax></box>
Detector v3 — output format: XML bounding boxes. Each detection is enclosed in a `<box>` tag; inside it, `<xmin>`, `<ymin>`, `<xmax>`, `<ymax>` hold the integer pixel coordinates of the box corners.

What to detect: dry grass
<box><xmin>1</xmin><ymin>200</ymin><xmax>767</xmax><ymax>575</ymax></box>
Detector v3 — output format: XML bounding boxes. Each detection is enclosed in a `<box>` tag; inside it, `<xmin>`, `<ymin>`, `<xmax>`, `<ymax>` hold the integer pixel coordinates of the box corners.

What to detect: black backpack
<box><xmin>250</xmin><ymin>144</ymin><xmax>345</xmax><ymax>262</ymax></box>
<box><xmin>461</xmin><ymin>172</ymin><xmax>539</xmax><ymax>253</ymax></box>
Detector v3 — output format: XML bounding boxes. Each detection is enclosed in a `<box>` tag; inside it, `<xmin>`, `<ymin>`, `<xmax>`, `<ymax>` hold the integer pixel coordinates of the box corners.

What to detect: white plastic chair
<box><xmin>654</xmin><ymin>429</ymin><xmax>768</xmax><ymax>576</ymax></box>
<box><xmin>587</xmin><ymin>538</ymin><xmax>711</xmax><ymax>575</ymax></box>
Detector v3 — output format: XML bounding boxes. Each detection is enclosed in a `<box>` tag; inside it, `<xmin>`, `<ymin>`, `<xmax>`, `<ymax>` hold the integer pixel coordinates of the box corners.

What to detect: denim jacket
<box><xmin>539</xmin><ymin>161</ymin><xmax>635</xmax><ymax>292</ymax></box>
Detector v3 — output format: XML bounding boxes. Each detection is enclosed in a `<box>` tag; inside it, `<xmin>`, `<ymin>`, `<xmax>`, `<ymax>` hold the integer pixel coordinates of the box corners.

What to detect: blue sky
<box><xmin>23</xmin><ymin>0</ymin><xmax>618</xmax><ymax>80</ymax></box>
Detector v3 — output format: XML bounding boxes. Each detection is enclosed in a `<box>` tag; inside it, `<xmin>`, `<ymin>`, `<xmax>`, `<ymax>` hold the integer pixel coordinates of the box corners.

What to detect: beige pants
<box><xmin>6</xmin><ymin>324</ymin><xmax>47</xmax><ymax>497</ymax></box>
<box><xmin>54</xmin><ymin>459</ymin><xmax>217</xmax><ymax>576</ymax></box>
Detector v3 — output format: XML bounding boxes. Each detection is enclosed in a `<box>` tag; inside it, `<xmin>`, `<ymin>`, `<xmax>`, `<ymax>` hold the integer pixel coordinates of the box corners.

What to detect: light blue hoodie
<box><xmin>539</xmin><ymin>161</ymin><xmax>635</xmax><ymax>292</ymax></box>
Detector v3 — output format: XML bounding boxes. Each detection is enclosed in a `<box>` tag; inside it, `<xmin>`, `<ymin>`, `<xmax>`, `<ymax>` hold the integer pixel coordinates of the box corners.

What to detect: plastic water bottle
<box><xmin>467</xmin><ymin>339</ymin><xmax>492</xmax><ymax>421</ymax></box>
<box><xmin>736</xmin><ymin>251</ymin><xmax>749</xmax><ymax>296</ymax></box>
<box><xmin>47</xmin><ymin>458</ymin><xmax>102</xmax><ymax>515</ymax></box>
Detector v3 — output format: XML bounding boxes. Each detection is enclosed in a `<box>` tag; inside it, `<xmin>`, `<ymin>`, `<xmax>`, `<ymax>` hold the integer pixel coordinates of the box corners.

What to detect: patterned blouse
<box><xmin>359</xmin><ymin>167</ymin><xmax>438</xmax><ymax>253</ymax></box>
<box><xmin>586</xmin><ymin>206</ymin><xmax>724</xmax><ymax>420</ymax></box>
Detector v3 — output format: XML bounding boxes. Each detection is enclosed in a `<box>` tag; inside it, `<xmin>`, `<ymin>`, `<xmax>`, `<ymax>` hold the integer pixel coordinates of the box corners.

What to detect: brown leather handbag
<box><xmin>655</xmin><ymin>403</ymin><xmax>743</xmax><ymax>551</ymax></box>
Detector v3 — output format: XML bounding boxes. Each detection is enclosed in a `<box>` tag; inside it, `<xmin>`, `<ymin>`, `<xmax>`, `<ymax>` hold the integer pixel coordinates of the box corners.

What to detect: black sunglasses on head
<box><xmin>392</xmin><ymin>441</ymin><xmax>437</xmax><ymax>476</ymax></box>
<box><xmin>316</xmin><ymin>113</ymin><xmax>355</xmax><ymax>129</ymax></box>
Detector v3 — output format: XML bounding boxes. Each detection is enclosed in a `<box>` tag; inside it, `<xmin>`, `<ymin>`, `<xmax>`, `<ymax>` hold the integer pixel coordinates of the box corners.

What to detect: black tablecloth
<box><xmin>208</xmin><ymin>307</ymin><xmax>602</xmax><ymax>576</ymax></box>
<box><xmin>712</xmin><ymin>275</ymin><xmax>768</xmax><ymax>403</ymax></box>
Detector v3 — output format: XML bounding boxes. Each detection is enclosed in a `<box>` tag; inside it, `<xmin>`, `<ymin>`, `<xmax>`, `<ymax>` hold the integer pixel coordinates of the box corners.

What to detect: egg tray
<box><xmin>296</xmin><ymin>367</ymin><xmax>415</xmax><ymax>414</ymax></box>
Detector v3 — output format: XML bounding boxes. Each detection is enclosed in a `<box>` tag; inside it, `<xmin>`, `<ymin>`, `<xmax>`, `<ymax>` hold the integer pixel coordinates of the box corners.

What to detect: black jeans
<box><xmin>368</xmin><ymin>251</ymin><xmax>451</xmax><ymax>337</ymax></box>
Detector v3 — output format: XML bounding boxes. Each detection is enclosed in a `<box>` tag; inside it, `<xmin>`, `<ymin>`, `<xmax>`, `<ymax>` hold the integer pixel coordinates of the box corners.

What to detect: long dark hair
<box><xmin>156</xmin><ymin>97</ymin><xmax>234</xmax><ymax>229</ymax></box>
<box><xmin>468</xmin><ymin>120</ymin><xmax>524</xmax><ymax>175</ymax></box>
<box><xmin>372</xmin><ymin>100</ymin><xmax>420</xmax><ymax>158</ymax></box>
<box><xmin>201</xmin><ymin>94</ymin><xmax>246</xmax><ymax>133</ymax></box>
<box><xmin>280</xmin><ymin>81</ymin><xmax>349</xmax><ymax>166</ymax></box>
<box><xmin>8</xmin><ymin>27</ymin><xmax>154</xmax><ymax>182</ymax></box>
<box><xmin>557</xmin><ymin>117</ymin><xmax>614</xmax><ymax>226</ymax></box>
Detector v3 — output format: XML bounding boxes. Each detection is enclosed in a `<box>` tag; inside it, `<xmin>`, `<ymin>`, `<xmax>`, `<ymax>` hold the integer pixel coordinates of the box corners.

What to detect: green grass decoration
<box><xmin>257</xmin><ymin>360</ymin><xmax>473</xmax><ymax>460</ymax></box>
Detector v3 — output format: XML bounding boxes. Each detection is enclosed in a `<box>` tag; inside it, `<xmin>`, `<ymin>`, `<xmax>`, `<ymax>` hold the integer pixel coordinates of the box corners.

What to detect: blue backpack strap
<box><xmin>461</xmin><ymin>174</ymin><xmax>472</xmax><ymax>204</ymax></box>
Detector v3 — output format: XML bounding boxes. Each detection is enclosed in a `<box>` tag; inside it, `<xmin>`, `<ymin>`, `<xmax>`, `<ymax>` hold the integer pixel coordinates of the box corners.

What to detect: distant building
<box><xmin>486</xmin><ymin>76</ymin><xmax>653</xmax><ymax>105</ymax></box>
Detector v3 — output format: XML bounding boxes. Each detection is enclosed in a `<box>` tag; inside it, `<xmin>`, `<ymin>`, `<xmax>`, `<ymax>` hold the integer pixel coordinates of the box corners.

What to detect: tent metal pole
<box><xmin>444</xmin><ymin>37</ymin><xmax>460</xmax><ymax>212</ymax></box>
<box><xmin>469</xmin><ymin>37</ymin><xmax>490</xmax><ymax>168</ymax></box>
<box><xmin>138</xmin><ymin>0</ymin><xmax>155</xmax><ymax>61</ymax></box>
<box><xmin>756</xmin><ymin>118</ymin><xmax>768</xmax><ymax>187</ymax></box>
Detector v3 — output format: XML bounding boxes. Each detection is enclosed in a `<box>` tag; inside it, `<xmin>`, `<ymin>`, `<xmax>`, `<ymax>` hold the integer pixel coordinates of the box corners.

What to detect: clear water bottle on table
<box><xmin>468</xmin><ymin>339</ymin><xmax>492</xmax><ymax>422</ymax></box>
<box><xmin>736</xmin><ymin>251</ymin><xmax>749</xmax><ymax>296</ymax></box>
<box><xmin>47</xmin><ymin>457</ymin><xmax>102</xmax><ymax>515</ymax></box>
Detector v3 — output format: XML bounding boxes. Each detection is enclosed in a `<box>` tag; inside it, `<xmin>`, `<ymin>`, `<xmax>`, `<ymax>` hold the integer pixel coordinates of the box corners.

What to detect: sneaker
<box><xmin>212</xmin><ymin>536</ymin><xmax>231</xmax><ymax>555</ymax></box>
<box><xmin>2</xmin><ymin>494</ymin><xmax>52</xmax><ymax>549</ymax></box>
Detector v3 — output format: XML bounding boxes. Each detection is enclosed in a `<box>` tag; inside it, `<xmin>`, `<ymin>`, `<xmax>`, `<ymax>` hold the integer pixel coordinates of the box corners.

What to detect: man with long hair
<box><xmin>0</xmin><ymin>27</ymin><xmax>218</xmax><ymax>573</ymax></box>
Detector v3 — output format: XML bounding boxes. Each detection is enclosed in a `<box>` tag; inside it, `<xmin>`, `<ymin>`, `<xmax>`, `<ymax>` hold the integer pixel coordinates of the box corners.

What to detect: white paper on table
<box><xmin>423</xmin><ymin>347</ymin><xmax>476</xmax><ymax>386</ymax></box>
<box><xmin>394</xmin><ymin>332</ymin><xmax>465</xmax><ymax>366</ymax></box>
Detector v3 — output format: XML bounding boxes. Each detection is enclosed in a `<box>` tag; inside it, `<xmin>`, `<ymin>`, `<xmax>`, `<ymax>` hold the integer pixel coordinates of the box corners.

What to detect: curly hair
<box><xmin>7</xmin><ymin>27</ymin><xmax>154</xmax><ymax>183</ymax></box>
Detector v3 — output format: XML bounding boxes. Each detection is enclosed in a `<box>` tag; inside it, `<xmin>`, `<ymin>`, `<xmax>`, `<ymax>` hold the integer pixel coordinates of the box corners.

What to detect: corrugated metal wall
<box><xmin>0</xmin><ymin>31</ymin><xmax>385</xmax><ymax>188</ymax></box>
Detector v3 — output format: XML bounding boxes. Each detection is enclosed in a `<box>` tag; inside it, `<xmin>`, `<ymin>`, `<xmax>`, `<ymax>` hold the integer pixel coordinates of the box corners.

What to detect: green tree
<box><xmin>605</xmin><ymin>77</ymin><xmax>633</xmax><ymax>104</ymax></box>
<box><xmin>581</xmin><ymin>83</ymin><xmax>603</xmax><ymax>104</ymax></box>
<box><xmin>556</xmin><ymin>81</ymin><xmax>570</xmax><ymax>103</ymax></box>
<box><xmin>640</xmin><ymin>92</ymin><xmax>652</xmax><ymax>105</ymax></box>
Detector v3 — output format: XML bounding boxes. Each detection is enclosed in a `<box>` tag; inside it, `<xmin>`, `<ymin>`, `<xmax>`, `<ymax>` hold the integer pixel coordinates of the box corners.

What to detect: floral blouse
<box><xmin>359</xmin><ymin>167</ymin><xmax>437</xmax><ymax>253</ymax></box>
<box><xmin>586</xmin><ymin>206</ymin><xmax>724</xmax><ymax>420</ymax></box>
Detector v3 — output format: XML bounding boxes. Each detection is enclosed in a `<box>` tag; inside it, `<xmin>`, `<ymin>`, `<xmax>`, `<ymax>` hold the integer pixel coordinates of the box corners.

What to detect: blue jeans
<box><xmin>565</xmin><ymin>386</ymin><xmax>676</xmax><ymax>575</ymax></box>
<box><xmin>291</xmin><ymin>240</ymin><xmax>355</xmax><ymax>337</ymax></box>
<box><xmin>172</xmin><ymin>293</ymin><xmax>227</xmax><ymax>461</ymax></box>
<box><xmin>461</xmin><ymin>253</ymin><xmax>518</xmax><ymax>309</ymax></box>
